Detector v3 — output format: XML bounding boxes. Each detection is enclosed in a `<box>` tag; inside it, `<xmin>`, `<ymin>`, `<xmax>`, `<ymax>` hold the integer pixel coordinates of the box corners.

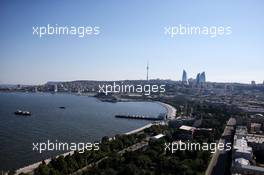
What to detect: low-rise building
<box><xmin>150</xmin><ymin>134</ymin><xmax>165</xmax><ymax>141</ymax></box>
<box><xmin>231</xmin><ymin>125</ymin><xmax>264</xmax><ymax>175</ymax></box>
<box><xmin>178</xmin><ymin>125</ymin><xmax>196</xmax><ymax>140</ymax></box>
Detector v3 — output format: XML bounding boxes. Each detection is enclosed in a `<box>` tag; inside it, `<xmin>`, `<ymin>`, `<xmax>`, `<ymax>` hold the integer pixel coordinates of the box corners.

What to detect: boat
<box><xmin>59</xmin><ymin>106</ymin><xmax>66</xmax><ymax>109</ymax></box>
<box><xmin>14</xmin><ymin>110</ymin><xmax>31</xmax><ymax>116</ymax></box>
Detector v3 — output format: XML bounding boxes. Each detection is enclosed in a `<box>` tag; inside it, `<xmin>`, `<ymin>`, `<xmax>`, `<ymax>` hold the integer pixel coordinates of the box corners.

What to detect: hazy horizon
<box><xmin>0</xmin><ymin>77</ymin><xmax>262</xmax><ymax>86</ymax></box>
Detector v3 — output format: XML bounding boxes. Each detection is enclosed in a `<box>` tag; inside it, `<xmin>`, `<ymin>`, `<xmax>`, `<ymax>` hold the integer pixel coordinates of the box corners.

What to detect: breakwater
<box><xmin>115</xmin><ymin>114</ymin><xmax>165</xmax><ymax>121</ymax></box>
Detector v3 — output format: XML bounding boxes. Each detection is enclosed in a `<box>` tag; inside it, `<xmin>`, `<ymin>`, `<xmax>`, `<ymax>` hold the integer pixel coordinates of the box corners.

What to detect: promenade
<box><xmin>155</xmin><ymin>101</ymin><xmax>177</xmax><ymax>120</ymax></box>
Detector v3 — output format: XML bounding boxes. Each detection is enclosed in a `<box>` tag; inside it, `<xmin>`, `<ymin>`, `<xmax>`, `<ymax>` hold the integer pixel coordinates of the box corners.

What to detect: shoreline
<box><xmin>154</xmin><ymin>101</ymin><xmax>177</xmax><ymax>120</ymax></box>
<box><xmin>15</xmin><ymin>151</ymin><xmax>75</xmax><ymax>175</ymax></box>
<box><xmin>14</xmin><ymin>101</ymin><xmax>176</xmax><ymax>175</ymax></box>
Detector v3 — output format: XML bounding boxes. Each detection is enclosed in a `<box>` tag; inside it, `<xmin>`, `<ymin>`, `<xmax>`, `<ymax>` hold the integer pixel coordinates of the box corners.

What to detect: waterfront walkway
<box><xmin>155</xmin><ymin>101</ymin><xmax>177</xmax><ymax>120</ymax></box>
<box><xmin>125</xmin><ymin>123</ymin><xmax>153</xmax><ymax>135</ymax></box>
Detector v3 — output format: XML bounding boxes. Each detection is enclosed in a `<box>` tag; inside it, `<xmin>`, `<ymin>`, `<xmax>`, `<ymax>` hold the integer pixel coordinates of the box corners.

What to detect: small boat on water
<box><xmin>14</xmin><ymin>110</ymin><xmax>31</xmax><ymax>116</ymax></box>
<box><xmin>59</xmin><ymin>106</ymin><xmax>66</xmax><ymax>109</ymax></box>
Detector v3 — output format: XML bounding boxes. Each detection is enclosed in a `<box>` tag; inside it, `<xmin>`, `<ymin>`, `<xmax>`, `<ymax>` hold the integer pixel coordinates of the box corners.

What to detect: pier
<box><xmin>115</xmin><ymin>114</ymin><xmax>165</xmax><ymax>121</ymax></box>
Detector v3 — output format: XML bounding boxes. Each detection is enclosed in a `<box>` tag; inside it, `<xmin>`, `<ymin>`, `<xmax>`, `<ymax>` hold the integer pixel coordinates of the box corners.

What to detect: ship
<box><xmin>14</xmin><ymin>110</ymin><xmax>31</xmax><ymax>116</ymax></box>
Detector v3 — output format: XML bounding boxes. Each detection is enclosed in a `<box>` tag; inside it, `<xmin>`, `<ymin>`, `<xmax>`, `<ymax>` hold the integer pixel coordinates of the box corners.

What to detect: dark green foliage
<box><xmin>35</xmin><ymin>133</ymin><xmax>146</xmax><ymax>175</ymax></box>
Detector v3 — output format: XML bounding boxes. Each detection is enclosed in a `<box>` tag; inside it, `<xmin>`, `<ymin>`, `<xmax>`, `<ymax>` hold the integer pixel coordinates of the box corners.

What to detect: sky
<box><xmin>0</xmin><ymin>0</ymin><xmax>263</xmax><ymax>85</ymax></box>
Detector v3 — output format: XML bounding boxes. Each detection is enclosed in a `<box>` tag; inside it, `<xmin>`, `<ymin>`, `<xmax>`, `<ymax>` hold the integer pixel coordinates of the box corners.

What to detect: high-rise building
<box><xmin>196</xmin><ymin>73</ymin><xmax>201</xmax><ymax>85</ymax></box>
<box><xmin>195</xmin><ymin>72</ymin><xmax>206</xmax><ymax>87</ymax></box>
<box><xmin>182</xmin><ymin>70</ymin><xmax>188</xmax><ymax>84</ymax></box>
<box><xmin>200</xmin><ymin>72</ymin><xmax>206</xmax><ymax>83</ymax></box>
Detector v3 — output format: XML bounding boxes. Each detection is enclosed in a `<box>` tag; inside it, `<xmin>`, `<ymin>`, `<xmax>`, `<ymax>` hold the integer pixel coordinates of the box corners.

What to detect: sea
<box><xmin>0</xmin><ymin>92</ymin><xmax>165</xmax><ymax>171</ymax></box>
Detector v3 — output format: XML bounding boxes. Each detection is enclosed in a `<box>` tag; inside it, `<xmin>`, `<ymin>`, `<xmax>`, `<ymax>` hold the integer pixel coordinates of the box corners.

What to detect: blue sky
<box><xmin>0</xmin><ymin>0</ymin><xmax>263</xmax><ymax>85</ymax></box>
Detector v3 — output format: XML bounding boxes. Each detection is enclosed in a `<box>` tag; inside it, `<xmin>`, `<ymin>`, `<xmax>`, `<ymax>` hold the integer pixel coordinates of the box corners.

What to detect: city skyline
<box><xmin>1</xmin><ymin>0</ymin><xmax>264</xmax><ymax>85</ymax></box>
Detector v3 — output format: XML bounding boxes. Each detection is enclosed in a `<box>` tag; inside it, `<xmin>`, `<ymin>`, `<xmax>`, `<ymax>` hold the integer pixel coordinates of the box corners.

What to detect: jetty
<box><xmin>115</xmin><ymin>113</ymin><xmax>165</xmax><ymax>121</ymax></box>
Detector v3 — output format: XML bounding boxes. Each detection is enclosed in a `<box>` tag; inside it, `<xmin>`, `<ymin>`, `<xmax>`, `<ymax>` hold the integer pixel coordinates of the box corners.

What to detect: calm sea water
<box><xmin>0</xmin><ymin>92</ymin><xmax>165</xmax><ymax>171</ymax></box>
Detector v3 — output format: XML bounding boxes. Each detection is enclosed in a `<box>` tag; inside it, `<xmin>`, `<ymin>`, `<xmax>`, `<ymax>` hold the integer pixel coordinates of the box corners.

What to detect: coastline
<box><xmin>15</xmin><ymin>151</ymin><xmax>75</xmax><ymax>175</ymax></box>
<box><xmin>154</xmin><ymin>101</ymin><xmax>177</xmax><ymax>120</ymax></box>
<box><xmin>14</xmin><ymin>101</ymin><xmax>176</xmax><ymax>175</ymax></box>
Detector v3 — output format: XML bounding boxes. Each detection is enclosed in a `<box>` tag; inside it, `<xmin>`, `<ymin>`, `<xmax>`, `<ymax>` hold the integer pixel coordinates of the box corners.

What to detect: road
<box><xmin>205</xmin><ymin>118</ymin><xmax>235</xmax><ymax>175</ymax></box>
<box><xmin>71</xmin><ymin>139</ymin><xmax>149</xmax><ymax>175</ymax></box>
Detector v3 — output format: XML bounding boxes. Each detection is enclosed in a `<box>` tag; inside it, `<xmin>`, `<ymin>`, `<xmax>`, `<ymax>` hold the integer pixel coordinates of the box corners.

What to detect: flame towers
<box><xmin>200</xmin><ymin>72</ymin><xmax>206</xmax><ymax>83</ymax></box>
<box><xmin>182</xmin><ymin>70</ymin><xmax>188</xmax><ymax>84</ymax></box>
<box><xmin>181</xmin><ymin>70</ymin><xmax>206</xmax><ymax>86</ymax></box>
<box><xmin>196</xmin><ymin>71</ymin><xmax>206</xmax><ymax>86</ymax></box>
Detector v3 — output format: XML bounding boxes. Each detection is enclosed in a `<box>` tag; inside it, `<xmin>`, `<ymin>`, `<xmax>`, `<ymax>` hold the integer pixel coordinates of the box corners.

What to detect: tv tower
<box><xmin>146</xmin><ymin>61</ymin><xmax>149</xmax><ymax>81</ymax></box>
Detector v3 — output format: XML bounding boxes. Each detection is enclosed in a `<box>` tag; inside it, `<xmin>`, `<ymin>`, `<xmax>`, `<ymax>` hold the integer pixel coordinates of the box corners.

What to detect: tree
<box><xmin>135</xmin><ymin>155</ymin><xmax>151</xmax><ymax>168</ymax></box>
<box><xmin>35</xmin><ymin>164</ymin><xmax>50</xmax><ymax>175</ymax></box>
<box><xmin>118</xmin><ymin>164</ymin><xmax>140</xmax><ymax>175</ymax></box>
